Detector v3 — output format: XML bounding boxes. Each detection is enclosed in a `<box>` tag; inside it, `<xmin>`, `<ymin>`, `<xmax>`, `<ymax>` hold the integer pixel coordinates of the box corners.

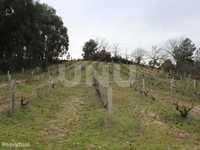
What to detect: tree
<box><xmin>112</xmin><ymin>43</ymin><xmax>120</xmax><ymax>57</ymax></box>
<box><xmin>96</xmin><ymin>38</ymin><xmax>110</xmax><ymax>52</ymax></box>
<box><xmin>0</xmin><ymin>0</ymin><xmax>69</xmax><ymax>72</ymax></box>
<box><xmin>193</xmin><ymin>48</ymin><xmax>200</xmax><ymax>77</ymax></box>
<box><xmin>148</xmin><ymin>46</ymin><xmax>167</xmax><ymax>68</ymax></box>
<box><xmin>173</xmin><ymin>38</ymin><xmax>195</xmax><ymax>63</ymax></box>
<box><xmin>173</xmin><ymin>38</ymin><xmax>196</xmax><ymax>74</ymax></box>
<box><xmin>164</xmin><ymin>38</ymin><xmax>182</xmax><ymax>60</ymax></box>
<box><xmin>164</xmin><ymin>38</ymin><xmax>196</xmax><ymax>74</ymax></box>
<box><xmin>82</xmin><ymin>39</ymin><xmax>98</xmax><ymax>60</ymax></box>
<box><xmin>131</xmin><ymin>48</ymin><xmax>146</xmax><ymax>65</ymax></box>
<box><xmin>194</xmin><ymin>48</ymin><xmax>200</xmax><ymax>64</ymax></box>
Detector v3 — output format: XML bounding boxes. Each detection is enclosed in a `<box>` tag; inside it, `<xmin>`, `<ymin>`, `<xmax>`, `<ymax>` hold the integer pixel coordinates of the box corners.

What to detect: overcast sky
<box><xmin>40</xmin><ymin>0</ymin><xmax>200</xmax><ymax>58</ymax></box>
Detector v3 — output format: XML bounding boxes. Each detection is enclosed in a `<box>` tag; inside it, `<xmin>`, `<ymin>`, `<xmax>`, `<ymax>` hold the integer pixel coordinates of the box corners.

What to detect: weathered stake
<box><xmin>107</xmin><ymin>82</ymin><xmax>112</xmax><ymax>123</ymax></box>
<box><xmin>141</xmin><ymin>78</ymin><xmax>145</xmax><ymax>95</ymax></box>
<box><xmin>10</xmin><ymin>80</ymin><xmax>16</xmax><ymax>114</ymax></box>
<box><xmin>92</xmin><ymin>71</ymin><xmax>106</xmax><ymax>107</ymax></box>
<box><xmin>22</xmin><ymin>68</ymin><xmax>25</xmax><ymax>74</ymax></box>
<box><xmin>129</xmin><ymin>77</ymin><xmax>134</xmax><ymax>88</ymax></box>
<box><xmin>170</xmin><ymin>78</ymin><xmax>175</xmax><ymax>97</ymax></box>
<box><xmin>31</xmin><ymin>71</ymin><xmax>34</xmax><ymax>78</ymax></box>
<box><xmin>7</xmin><ymin>71</ymin><xmax>11</xmax><ymax>81</ymax></box>
<box><xmin>48</xmin><ymin>79</ymin><xmax>55</xmax><ymax>90</ymax></box>
<box><xmin>193</xmin><ymin>79</ymin><xmax>197</xmax><ymax>90</ymax></box>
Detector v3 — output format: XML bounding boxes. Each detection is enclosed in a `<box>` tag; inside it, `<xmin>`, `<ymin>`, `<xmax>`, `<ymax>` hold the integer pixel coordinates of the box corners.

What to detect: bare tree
<box><xmin>163</xmin><ymin>38</ymin><xmax>183</xmax><ymax>61</ymax></box>
<box><xmin>96</xmin><ymin>38</ymin><xmax>110</xmax><ymax>52</ymax></box>
<box><xmin>131</xmin><ymin>48</ymin><xmax>146</xmax><ymax>65</ymax></box>
<box><xmin>148</xmin><ymin>46</ymin><xmax>167</xmax><ymax>68</ymax></box>
<box><xmin>125</xmin><ymin>49</ymin><xmax>129</xmax><ymax>60</ymax></box>
<box><xmin>112</xmin><ymin>43</ymin><xmax>121</xmax><ymax>57</ymax></box>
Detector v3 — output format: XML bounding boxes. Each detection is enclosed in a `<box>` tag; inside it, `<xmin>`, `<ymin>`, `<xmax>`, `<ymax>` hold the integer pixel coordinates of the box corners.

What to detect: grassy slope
<box><xmin>0</xmin><ymin>61</ymin><xmax>200</xmax><ymax>150</ymax></box>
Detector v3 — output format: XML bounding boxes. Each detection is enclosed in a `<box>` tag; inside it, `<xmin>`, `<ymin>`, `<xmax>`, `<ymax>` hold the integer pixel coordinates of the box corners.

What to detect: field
<box><xmin>0</xmin><ymin>61</ymin><xmax>200</xmax><ymax>150</ymax></box>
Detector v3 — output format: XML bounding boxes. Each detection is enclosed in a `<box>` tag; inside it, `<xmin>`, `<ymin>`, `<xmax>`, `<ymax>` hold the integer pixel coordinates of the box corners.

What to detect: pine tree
<box><xmin>172</xmin><ymin>38</ymin><xmax>196</xmax><ymax>74</ymax></box>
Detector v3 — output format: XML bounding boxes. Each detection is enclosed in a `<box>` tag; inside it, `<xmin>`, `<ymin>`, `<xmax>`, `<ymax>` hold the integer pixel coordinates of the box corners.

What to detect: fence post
<box><xmin>7</xmin><ymin>71</ymin><xmax>11</xmax><ymax>81</ymax></box>
<box><xmin>193</xmin><ymin>79</ymin><xmax>197</xmax><ymax>90</ymax></box>
<box><xmin>141</xmin><ymin>78</ymin><xmax>145</xmax><ymax>95</ymax></box>
<box><xmin>22</xmin><ymin>68</ymin><xmax>25</xmax><ymax>74</ymax></box>
<box><xmin>31</xmin><ymin>71</ymin><xmax>34</xmax><ymax>79</ymax></box>
<box><xmin>10</xmin><ymin>80</ymin><xmax>16</xmax><ymax>114</ymax></box>
<box><xmin>48</xmin><ymin>78</ymin><xmax>55</xmax><ymax>91</ymax></box>
<box><xmin>129</xmin><ymin>77</ymin><xmax>133</xmax><ymax>88</ymax></box>
<box><xmin>170</xmin><ymin>78</ymin><xmax>175</xmax><ymax>97</ymax></box>
<box><xmin>107</xmin><ymin>82</ymin><xmax>112</xmax><ymax>123</ymax></box>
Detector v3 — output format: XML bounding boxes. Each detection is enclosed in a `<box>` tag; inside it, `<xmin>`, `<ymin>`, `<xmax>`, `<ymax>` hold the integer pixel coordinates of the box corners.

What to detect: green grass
<box><xmin>0</xmin><ymin>61</ymin><xmax>200</xmax><ymax>149</ymax></box>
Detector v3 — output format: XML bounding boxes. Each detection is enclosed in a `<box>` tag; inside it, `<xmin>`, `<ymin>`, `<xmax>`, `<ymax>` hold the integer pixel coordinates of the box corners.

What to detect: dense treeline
<box><xmin>82</xmin><ymin>38</ymin><xmax>200</xmax><ymax>78</ymax></box>
<box><xmin>0</xmin><ymin>0</ymin><xmax>69</xmax><ymax>72</ymax></box>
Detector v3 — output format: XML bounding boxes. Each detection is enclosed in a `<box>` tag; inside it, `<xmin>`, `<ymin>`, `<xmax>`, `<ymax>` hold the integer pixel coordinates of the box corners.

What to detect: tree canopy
<box><xmin>0</xmin><ymin>0</ymin><xmax>69</xmax><ymax>72</ymax></box>
<box><xmin>172</xmin><ymin>38</ymin><xmax>196</xmax><ymax>74</ymax></box>
<box><xmin>82</xmin><ymin>39</ymin><xmax>98</xmax><ymax>60</ymax></box>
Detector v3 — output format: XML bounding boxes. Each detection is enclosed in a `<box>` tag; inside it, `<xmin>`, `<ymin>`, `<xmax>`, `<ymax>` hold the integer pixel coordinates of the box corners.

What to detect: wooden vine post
<box><xmin>129</xmin><ymin>77</ymin><xmax>134</xmax><ymax>88</ymax></box>
<box><xmin>170</xmin><ymin>78</ymin><xmax>175</xmax><ymax>98</ymax></box>
<box><xmin>107</xmin><ymin>81</ymin><xmax>113</xmax><ymax>124</ymax></box>
<box><xmin>10</xmin><ymin>80</ymin><xmax>16</xmax><ymax>114</ymax></box>
<box><xmin>7</xmin><ymin>71</ymin><xmax>11</xmax><ymax>81</ymax></box>
<box><xmin>193</xmin><ymin>79</ymin><xmax>197</xmax><ymax>90</ymax></box>
<box><xmin>22</xmin><ymin>68</ymin><xmax>25</xmax><ymax>74</ymax></box>
<box><xmin>141</xmin><ymin>77</ymin><xmax>145</xmax><ymax>96</ymax></box>
<box><xmin>31</xmin><ymin>71</ymin><xmax>34</xmax><ymax>79</ymax></box>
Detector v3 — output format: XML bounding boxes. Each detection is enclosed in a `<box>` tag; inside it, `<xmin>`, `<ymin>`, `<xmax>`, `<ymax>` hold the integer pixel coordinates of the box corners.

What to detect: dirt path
<box><xmin>41</xmin><ymin>96</ymin><xmax>82</xmax><ymax>149</ymax></box>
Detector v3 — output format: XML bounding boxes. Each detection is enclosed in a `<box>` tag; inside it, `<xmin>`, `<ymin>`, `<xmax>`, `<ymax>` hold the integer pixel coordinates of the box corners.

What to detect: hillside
<box><xmin>0</xmin><ymin>61</ymin><xmax>200</xmax><ymax>150</ymax></box>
